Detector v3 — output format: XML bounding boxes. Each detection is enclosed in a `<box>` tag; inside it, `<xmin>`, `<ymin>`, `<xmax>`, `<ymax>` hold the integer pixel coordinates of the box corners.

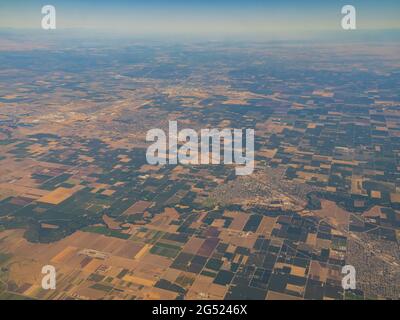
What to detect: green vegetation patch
<box><xmin>82</xmin><ymin>226</ymin><xmax>130</xmax><ymax>239</ymax></box>
<box><xmin>150</xmin><ymin>242</ymin><xmax>181</xmax><ymax>258</ymax></box>
<box><xmin>90</xmin><ymin>283</ymin><xmax>113</xmax><ymax>292</ymax></box>
<box><xmin>0</xmin><ymin>253</ymin><xmax>11</xmax><ymax>265</ymax></box>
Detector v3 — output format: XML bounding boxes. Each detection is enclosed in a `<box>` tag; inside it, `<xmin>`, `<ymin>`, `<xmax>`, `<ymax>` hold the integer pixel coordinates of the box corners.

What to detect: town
<box><xmin>146</xmin><ymin>121</ymin><xmax>255</xmax><ymax>175</ymax></box>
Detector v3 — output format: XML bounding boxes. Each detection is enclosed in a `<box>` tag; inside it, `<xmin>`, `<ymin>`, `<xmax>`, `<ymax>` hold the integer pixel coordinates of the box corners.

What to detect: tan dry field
<box><xmin>0</xmin><ymin>228</ymin><xmax>178</xmax><ymax>299</ymax></box>
<box><xmin>256</xmin><ymin>216</ymin><xmax>277</xmax><ymax>235</ymax></box>
<box><xmin>258</xmin><ymin>148</ymin><xmax>278</xmax><ymax>159</ymax></box>
<box><xmin>123</xmin><ymin>200</ymin><xmax>153</xmax><ymax>216</ymax></box>
<box><xmin>218</xmin><ymin>229</ymin><xmax>257</xmax><ymax>249</ymax></box>
<box><xmin>308</xmin><ymin>260</ymin><xmax>342</xmax><ymax>284</ymax></box>
<box><xmin>306</xmin><ymin>233</ymin><xmax>317</xmax><ymax>246</ymax></box>
<box><xmin>147</xmin><ymin>207</ymin><xmax>180</xmax><ymax>232</ymax></box>
<box><xmin>362</xmin><ymin>206</ymin><xmax>384</xmax><ymax>219</ymax></box>
<box><xmin>313</xmin><ymin>200</ymin><xmax>350</xmax><ymax>229</ymax></box>
<box><xmin>181</xmin><ymin>236</ymin><xmax>204</xmax><ymax>254</ymax></box>
<box><xmin>134</xmin><ymin>243</ymin><xmax>152</xmax><ymax>260</ymax></box>
<box><xmin>224</xmin><ymin>211</ymin><xmax>249</xmax><ymax>231</ymax></box>
<box><xmin>391</xmin><ymin>192</ymin><xmax>400</xmax><ymax>203</ymax></box>
<box><xmin>102</xmin><ymin>214</ymin><xmax>121</xmax><ymax>230</ymax></box>
<box><xmin>186</xmin><ymin>274</ymin><xmax>228</xmax><ymax>300</ymax></box>
<box><xmin>141</xmin><ymin>286</ymin><xmax>178</xmax><ymax>300</ymax></box>
<box><xmin>0</xmin><ymin>183</ymin><xmax>48</xmax><ymax>200</ymax></box>
<box><xmin>38</xmin><ymin>187</ymin><xmax>80</xmax><ymax>205</ymax></box>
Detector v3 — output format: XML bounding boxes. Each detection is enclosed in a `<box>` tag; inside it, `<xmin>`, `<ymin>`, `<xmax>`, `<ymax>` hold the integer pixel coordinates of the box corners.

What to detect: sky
<box><xmin>0</xmin><ymin>0</ymin><xmax>399</xmax><ymax>38</ymax></box>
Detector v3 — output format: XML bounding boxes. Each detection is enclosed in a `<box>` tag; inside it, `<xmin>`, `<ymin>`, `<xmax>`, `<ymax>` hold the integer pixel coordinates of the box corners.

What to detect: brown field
<box><xmin>256</xmin><ymin>216</ymin><xmax>276</xmax><ymax>234</ymax></box>
<box><xmin>313</xmin><ymin>200</ymin><xmax>350</xmax><ymax>229</ymax></box>
<box><xmin>123</xmin><ymin>200</ymin><xmax>153</xmax><ymax>216</ymax></box>
<box><xmin>224</xmin><ymin>211</ymin><xmax>249</xmax><ymax>231</ymax></box>
<box><xmin>147</xmin><ymin>207</ymin><xmax>180</xmax><ymax>232</ymax></box>
<box><xmin>38</xmin><ymin>187</ymin><xmax>79</xmax><ymax>205</ymax></box>
<box><xmin>102</xmin><ymin>214</ymin><xmax>121</xmax><ymax>230</ymax></box>
<box><xmin>182</xmin><ymin>237</ymin><xmax>204</xmax><ymax>254</ymax></box>
<box><xmin>0</xmin><ymin>228</ymin><xmax>181</xmax><ymax>300</ymax></box>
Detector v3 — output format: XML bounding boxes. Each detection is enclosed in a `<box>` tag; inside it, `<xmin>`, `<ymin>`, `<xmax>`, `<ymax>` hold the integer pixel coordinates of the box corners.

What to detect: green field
<box><xmin>82</xmin><ymin>226</ymin><xmax>130</xmax><ymax>239</ymax></box>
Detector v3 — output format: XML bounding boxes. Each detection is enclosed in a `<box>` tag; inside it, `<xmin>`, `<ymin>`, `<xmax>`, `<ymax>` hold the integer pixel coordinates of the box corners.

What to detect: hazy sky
<box><xmin>0</xmin><ymin>0</ymin><xmax>399</xmax><ymax>37</ymax></box>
